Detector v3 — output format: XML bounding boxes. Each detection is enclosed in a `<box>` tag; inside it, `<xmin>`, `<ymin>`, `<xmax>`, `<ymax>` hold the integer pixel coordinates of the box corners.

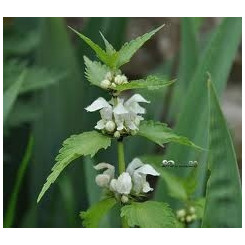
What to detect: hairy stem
<box><xmin>117</xmin><ymin>140</ymin><xmax>126</xmax><ymax>174</ymax></box>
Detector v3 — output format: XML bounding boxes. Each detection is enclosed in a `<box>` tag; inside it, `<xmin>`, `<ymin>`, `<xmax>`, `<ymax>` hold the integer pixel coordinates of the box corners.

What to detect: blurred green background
<box><xmin>3</xmin><ymin>17</ymin><xmax>242</xmax><ymax>228</ymax></box>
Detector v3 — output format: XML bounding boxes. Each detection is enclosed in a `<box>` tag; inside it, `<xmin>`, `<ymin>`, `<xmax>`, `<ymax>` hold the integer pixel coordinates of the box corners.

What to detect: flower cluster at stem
<box><xmin>100</xmin><ymin>71</ymin><xmax>128</xmax><ymax>90</ymax></box>
<box><xmin>94</xmin><ymin>158</ymin><xmax>160</xmax><ymax>203</ymax></box>
<box><xmin>176</xmin><ymin>206</ymin><xmax>197</xmax><ymax>223</ymax></box>
<box><xmin>85</xmin><ymin>93</ymin><xmax>150</xmax><ymax>138</ymax></box>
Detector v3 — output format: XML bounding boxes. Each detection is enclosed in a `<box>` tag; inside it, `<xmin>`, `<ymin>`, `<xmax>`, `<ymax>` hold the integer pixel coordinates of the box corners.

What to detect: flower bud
<box><xmin>121</xmin><ymin>195</ymin><xmax>129</xmax><ymax>203</ymax></box>
<box><xmin>114</xmin><ymin>75</ymin><xmax>123</xmax><ymax>85</ymax></box>
<box><xmin>121</xmin><ymin>75</ymin><xmax>128</xmax><ymax>84</ymax></box>
<box><xmin>100</xmin><ymin>79</ymin><xmax>111</xmax><ymax>89</ymax></box>
<box><xmin>111</xmin><ymin>83</ymin><xmax>116</xmax><ymax>88</ymax></box>
<box><xmin>176</xmin><ymin>209</ymin><xmax>186</xmax><ymax>218</ymax></box>
<box><xmin>105</xmin><ymin>121</ymin><xmax>116</xmax><ymax>132</ymax></box>
<box><xmin>114</xmin><ymin>131</ymin><xmax>121</xmax><ymax>138</ymax></box>
<box><xmin>189</xmin><ymin>206</ymin><xmax>196</xmax><ymax>214</ymax></box>
<box><xmin>105</xmin><ymin>72</ymin><xmax>113</xmax><ymax>81</ymax></box>
<box><xmin>186</xmin><ymin>215</ymin><xmax>192</xmax><ymax>223</ymax></box>
<box><xmin>190</xmin><ymin>214</ymin><xmax>197</xmax><ymax>220</ymax></box>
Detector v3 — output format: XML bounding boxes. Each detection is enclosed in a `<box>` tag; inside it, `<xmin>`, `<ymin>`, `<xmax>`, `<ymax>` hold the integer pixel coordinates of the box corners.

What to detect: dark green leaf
<box><xmin>121</xmin><ymin>201</ymin><xmax>176</xmax><ymax>228</ymax></box>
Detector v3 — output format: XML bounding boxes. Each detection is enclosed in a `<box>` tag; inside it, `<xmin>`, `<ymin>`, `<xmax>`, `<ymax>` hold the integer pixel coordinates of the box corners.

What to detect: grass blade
<box><xmin>4</xmin><ymin>135</ymin><xmax>34</xmax><ymax>228</ymax></box>
<box><xmin>202</xmin><ymin>77</ymin><xmax>242</xmax><ymax>228</ymax></box>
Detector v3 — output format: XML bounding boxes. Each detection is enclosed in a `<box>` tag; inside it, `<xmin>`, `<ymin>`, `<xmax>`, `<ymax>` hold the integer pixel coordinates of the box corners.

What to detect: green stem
<box><xmin>117</xmin><ymin>140</ymin><xmax>125</xmax><ymax>174</ymax></box>
<box><xmin>117</xmin><ymin>140</ymin><xmax>128</xmax><ymax>228</ymax></box>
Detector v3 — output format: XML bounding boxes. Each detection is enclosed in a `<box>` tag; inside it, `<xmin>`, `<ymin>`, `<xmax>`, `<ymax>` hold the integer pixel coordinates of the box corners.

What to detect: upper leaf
<box><xmin>115</xmin><ymin>24</ymin><xmax>165</xmax><ymax>68</ymax></box>
<box><xmin>70</xmin><ymin>25</ymin><xmax>164</xmax><ymax>69</ymax></box>
<box><xmin>84</xmin><ymin>56</ymin><xmax>111</xmax><ymax>88</ymax></box>
<box><xmin>69</xmin><ymin>26</ymin><xmax>116</xmax><ymax>68</ymax></box>
<box><xmin>137</xmin><ymin>120</ymin><xmax>202</xmax><ymax>150</ymax></box>
<box><xmin>202</xmin><ymin>77</ymin><xmax>242</xmax><ymax>228</ymax></box>
<box><xmin>80</xmin><ymin>197</ymin><xmax>117</xmax><ymax>228</ymax></box>
<box><xmin>121</xmin><ymin>201</ymin><xmax>177</xmax><ymax>228</ymax></box>
<box><xmin>114</xmin><ymin>76</ymin><xmax>175</xmax><ymax>92</ymax></box>
<box><xmin>37</xmin><ymin>131</ymin><xmax>112</xmax><ymax>203</ymax></box>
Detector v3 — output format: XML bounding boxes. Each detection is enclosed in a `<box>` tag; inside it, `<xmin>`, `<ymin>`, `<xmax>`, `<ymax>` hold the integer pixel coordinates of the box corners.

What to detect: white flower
<box><xmin>110</xmin><ymin>172</ymin><xmax>132</xmax><ymax>195</ymax></box>
<box><xmin>85</xmin><ymin>94</ymin><xmax>150</xmax><ymax>135</ymax></box>
<box><xmin>176</xmin><ymin>209</ymin><xmax>186</xmax><ymax>219</ymax></box>
<box><xmin>126</xmin><ymin>158</ymin><xmax>160</xmax><ymax>194</ymax></box>
<box><xmin>94</xmin><ymin>163</ymin><xmax>115</xmax><ymax>188</ymax></box>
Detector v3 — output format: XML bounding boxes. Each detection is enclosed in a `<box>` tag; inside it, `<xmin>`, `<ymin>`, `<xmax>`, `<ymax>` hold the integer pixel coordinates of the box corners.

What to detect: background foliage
<box><xmin>3</xmin><ymin>17</ymin><xmax>242</xmax><ymax>228</ymax></box>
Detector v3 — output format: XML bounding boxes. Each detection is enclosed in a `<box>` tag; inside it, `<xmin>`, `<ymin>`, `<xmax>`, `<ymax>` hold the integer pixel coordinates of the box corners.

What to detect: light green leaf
<box><xmin>116</xmin><ymin>24</ymin><xmax>165</xmax><ymax>68</ymax></box>
<box><xmin>202</xmin><ymin>78</ymin><xmax>242</xmax><ymax>228</ymax></box>
<box><xmin>84</xmin><ymin>56</ymin><xmax>110</xmax><ymax>88</ymax></box>
<box><xmin>3</xmin><ymin>70</ymin><xmax>26</xmax><ymax>124</ymax></box>
<box><xmin>80</xmin><ymin>198</ymin><xmax>117</xmax><ymax>228</ymax></box>
<box><xmin>69</xmin><ymin>26</ymin><xmax>115</xmax><ymax>67</ymax></box>
<box><xmin>137</xmin><ymin>120</ymin><xmax>202</xmax><ymax>150</ymax></box>
<box><xmin>37</xmin><ymin>131</ymin><xmax>111</xmax><ymax>203</ymax></box>
<box><xmin>121</xmin><ymin>201</ymin><xmax>176</xmax><ymax>228</ymax></box>
<box><xmin>114</xmin><ymin>76</ymin><xmax>175</xmax><ymax>92</ymax></box>
<box><xmin>99</xmin><ymin>31</ymin><xmax>117</xmax><ymax>55</ymax></box>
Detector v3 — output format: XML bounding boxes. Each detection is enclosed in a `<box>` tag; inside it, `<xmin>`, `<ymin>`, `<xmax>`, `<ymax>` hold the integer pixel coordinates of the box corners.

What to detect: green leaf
<box><xmin>202</xmin><ymin>78</ymin><xmax>242</xmax><ymax>228</ymax></box>
<box><xmin>69</xmin><ymin>26</ymin><xmax>115</xmax><ymax>67</ymax></box>
<box><xmin>99</xmin><ymin>31</ymin><xmax>117</xmax><ymax>55</ymax></box>
<box><xmin>116</xmin><ymin>24</ymin><xmax>165</xmax><ymax>68</ymax></box>
<box><xmin>80</xmin><ymin>198</ymin><xmax>117</xmax><ymax>228</ymax></box>
<box><xmin>4</xmin><ymin>135</ymin><xmax>34</xmax><ymax>228</ymax></box>
<box><xmin>84</xmin><ymin>56</ymin><xmax>110</xmax><ymax>88</ymax></box>
<box><xmin>121</xmin><ymin>201</ymin><xmax>176</xmax><ymax>228</ymax></box>
<box><xmin>37</xmin><ymin>131</ymin><xmax>111</xmax><ymax>203</ymax></box>
<box><xmin>114</xmin><ymin>76</ymin><xmax>175</xmax><ymax>92</ymax></box>
<box><xmin>137</xmin><ymin>120</ymin><xmax>202</xmax><ymax>150</ymax></box>
<box><xmin>4</xmin><ymin>61</ymin><xmax>64</xmax><ymax>93</ymax></box>
<box><xmin>3</xmin><ymin>70</ymin><xmax>26</xmax><ymax>124</ymax></box>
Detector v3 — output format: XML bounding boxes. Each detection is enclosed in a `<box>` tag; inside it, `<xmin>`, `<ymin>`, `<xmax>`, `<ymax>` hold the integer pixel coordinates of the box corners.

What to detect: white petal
<box><xmin>132</xmin><ymin>172</ymin><xmax>145</xmax><ymax>194</ymax></box>
<box><xmin>135</xmin><ymin>164</ymin><xmax>160</xmax><ymax>176</ymax></box>
<box><xmin>127</xmin><ymin>102</ymin><xmax>146</xmax><ymax>114</ymax></box>
<box><xmin>126</xmin><ymin>158</ymin><xmax>144</xmax><ymax>176</ymax></box>
<box><xmin>125</xmin><ymin>94</ymin><xmax>150</xmax><ymax>105</ymax></box>
<box><xmin>100</xmin><ymin>107</ymin><xmax>113</xmax><ymax>121</ymax></box>
<box><xmin>94</xmin><ymin>119</ymin><xmax>106</xmax><ymax>130</ymax></box>
<box><xmin>109</xmin><ymin>179</ymin><xmax>116</xmax><ymax>192</ymax></box>
<box><xmin>114</xmin><ymin>114</ymin><xmax>125</xmax><ymax>130</ymax></box>
<box><xmin>85</xmin><ymin>97</ymin><xmax>111</xmax><ymax>112</ymax></box>
<box><xmin>114</xmin><ymin>172</ymin><xmax>132</xmax><ymax>194</ymax></box>
<box><xmin>142</xmin><ymin>181</ymin><xmax>153</xmax><ymax>193</ymax></box>
<box><xmin>113</xmin><ymin>102</ymin><xmax>128</xmax><ymax>115</ymax></box>
<box><xmin>94</xmin><ymin>162</ymin><xmax>114</xmax><ymax>171</ymax></box>
<box><xmin>95</xmin><ymin>174</ymin><xmax>111</xmax><ymax>187</ymax></box>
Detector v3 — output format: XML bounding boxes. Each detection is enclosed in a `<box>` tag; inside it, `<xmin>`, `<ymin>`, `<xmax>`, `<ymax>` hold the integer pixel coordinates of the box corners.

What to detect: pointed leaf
<box><xmin>116</xmin><ymin>24</ymin><xmax>165</xmax><ymax>68</ymax></box>
<box><xmin>37</xmin><ymin>131</ymin><xmax>111</xmax><ymax>203</ymax></box>
<box><xmin>69</xmin><ymin>26</ymin><xmax>115</xmax><ymax>67</ymax></box>
<box><xmin>99</xmin><ymin>31</ymin><xmax>116</xmax><ymax>55</ymax></box>
<box><xmin>202</xmin><ymin>78</ymin><xmax>242</xmax><ymax>228</ymax></box>
<box><xmin>121</xmin><ymin>201</ymin><xmax>176</xmax><ymax>228</ymax></box>
<box><xmin>80</xmin><ymin>197</ymin><xmax>117</xmax><ymax>228</ymax></box>
<box><xmin>137</xmin><ymin>120</ymin><xmax>202</xmax><ymax>150</ymax></box>
<box><xmin>84</xmin><ymin>56</ymin><xmax>110</xmax><ymax>88</ymax></box>
<box><xmin>114</xmin><ymin>76</ymin><xmax>175</xmax><ymax>92</ymax></box>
